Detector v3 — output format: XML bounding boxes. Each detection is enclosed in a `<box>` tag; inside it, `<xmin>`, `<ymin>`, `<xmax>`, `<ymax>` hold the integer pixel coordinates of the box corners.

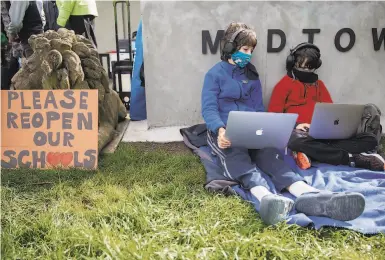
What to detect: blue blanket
<box><xmin>199</xmin><ymin>146</ymin><xmax>385</xmax><ymax>234</ymax></box>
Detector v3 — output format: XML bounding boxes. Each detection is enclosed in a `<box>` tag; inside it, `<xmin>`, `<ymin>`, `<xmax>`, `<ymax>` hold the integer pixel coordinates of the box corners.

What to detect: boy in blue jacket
<box><xmin>202</xmin><ymin>22</ymin><xmax>366</xmax><ymax>225</ymax></box>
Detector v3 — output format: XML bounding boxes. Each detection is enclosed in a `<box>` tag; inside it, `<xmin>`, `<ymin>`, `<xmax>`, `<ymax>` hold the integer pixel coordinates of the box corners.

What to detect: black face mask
<box><xmin>288</xmin><ymin>68</ymin><xmax>318</xmax><ymax>83</ymax></box>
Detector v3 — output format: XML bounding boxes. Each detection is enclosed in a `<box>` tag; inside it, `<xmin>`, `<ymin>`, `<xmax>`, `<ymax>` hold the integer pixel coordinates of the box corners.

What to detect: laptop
<box><xmin>225</xmin><ymin>111</ymin><xmax>298</xmax><ymax>149</ymax></box>
<box><xmin>309</xmin><ymin>103</ymin><xmax>365</xmax><ymax>140</ymax></box>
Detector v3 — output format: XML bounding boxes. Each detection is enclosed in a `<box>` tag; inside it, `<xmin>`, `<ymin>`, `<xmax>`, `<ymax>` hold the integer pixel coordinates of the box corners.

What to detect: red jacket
<box><xmin>268</xmin><ymin>75</ymin><xmax>333</xmax><ymax>124</ymax></box>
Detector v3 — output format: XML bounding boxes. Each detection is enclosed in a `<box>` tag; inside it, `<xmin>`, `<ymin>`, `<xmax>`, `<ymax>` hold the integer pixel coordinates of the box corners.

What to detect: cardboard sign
<box><xmin>1</xmin><ymin>90</ymin><xmax>98</xmax><ymax>169</ymax></box>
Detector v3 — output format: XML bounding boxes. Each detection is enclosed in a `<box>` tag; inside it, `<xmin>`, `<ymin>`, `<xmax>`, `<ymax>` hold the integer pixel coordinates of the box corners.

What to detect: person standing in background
<box><xmin>1</xmin><ymin>0</ymin><xmax>14</xmax><ymax>90</ymax></box>
<box><xmin>7</xmin><ymin>0</ymin><xmax>45</xmax><ymax>58</ymax></box>
<box><xmin>43</xmin><ymin>0</ymin><xmax>59</xmax><ymax>31</ymax></box>
<box><xmin>56</xmin><ymin>0</ymin><xmax>98</xmax><ymax>47</ymax></box>
<box><xmin>2</xmin><ymin>1</ymin><xmax>45</xmax><ymax>88</ymax></box>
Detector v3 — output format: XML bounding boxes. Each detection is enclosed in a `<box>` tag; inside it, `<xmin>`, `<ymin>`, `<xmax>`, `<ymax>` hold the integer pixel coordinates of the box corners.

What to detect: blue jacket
<box><xmin>201</xmin><ymin>61</ymin><xmax>265</xmax><ymax>134</ymax></box>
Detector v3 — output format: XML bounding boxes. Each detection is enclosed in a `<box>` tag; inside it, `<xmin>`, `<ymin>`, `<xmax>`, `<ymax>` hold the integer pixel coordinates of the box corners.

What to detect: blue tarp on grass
<box><xmin>198</xmin><ymin>145</ymin><xmax>385</xmax><ymax>234</ymax></box>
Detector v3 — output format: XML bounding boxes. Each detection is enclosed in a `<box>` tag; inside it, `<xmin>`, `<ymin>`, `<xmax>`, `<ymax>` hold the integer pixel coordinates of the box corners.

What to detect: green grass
<box><xmin>2</xmin><ymin>143</ymin><xmax>385</xmax><ymax>259</ymax></box>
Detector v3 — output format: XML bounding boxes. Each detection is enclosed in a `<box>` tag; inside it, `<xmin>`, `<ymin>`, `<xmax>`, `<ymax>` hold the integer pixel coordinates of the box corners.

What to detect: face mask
<box><xmin>291</xmin><ymin>68</ymin><xmax>318</xmax><ymax>83</ymax></box>
<box><xmin>231</xmin><ymin>51</ymin><xmax>251</xmax><ymax>68</ymax></box>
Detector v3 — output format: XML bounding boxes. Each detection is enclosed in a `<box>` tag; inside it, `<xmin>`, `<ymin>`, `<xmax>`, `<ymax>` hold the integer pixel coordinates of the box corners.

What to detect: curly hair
<box><xmin>294</xmin><ymin>47</ymin><xmax>321</xmax><ymax>70</ymax></box>
<box><xmin>220</xmin><ymin>22</ymin><xmax>257</xmax><ymax>61</ymax></box>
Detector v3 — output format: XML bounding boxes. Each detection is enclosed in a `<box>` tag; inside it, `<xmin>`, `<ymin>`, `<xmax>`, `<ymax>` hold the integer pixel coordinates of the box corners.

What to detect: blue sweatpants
<box><xmin>207</xmin><ymin>131</ymin><xmax>304</xmax><ymax>191</ymax></box>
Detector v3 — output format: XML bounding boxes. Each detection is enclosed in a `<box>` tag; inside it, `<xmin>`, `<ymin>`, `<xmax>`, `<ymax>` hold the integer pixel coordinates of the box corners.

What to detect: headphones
<box><xmin>222</xmin><ymin>28</ymin><xmax>245</xmax><ymax>54</ymax></box>
<box><xmin>285</xmin><ymin>42</ymin><xmax>322</xmax><ymax>71</ymax></box>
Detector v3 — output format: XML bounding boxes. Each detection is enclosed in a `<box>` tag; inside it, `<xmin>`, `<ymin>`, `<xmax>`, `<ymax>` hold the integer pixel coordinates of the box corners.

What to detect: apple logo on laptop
<box><xmin>334</xmin><ymin>119</ymin><xmax>340</xmax><ymax>125</ymax></box>
<box><xmin>256</xmin><ymin>128</ymin><xmax>263</xmax><ymax>135</ymax></box>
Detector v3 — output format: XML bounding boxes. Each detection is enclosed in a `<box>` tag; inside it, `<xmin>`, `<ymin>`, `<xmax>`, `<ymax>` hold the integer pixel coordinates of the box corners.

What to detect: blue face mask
<box><xmin>231</xmin><ymin>51</ymin><xmax>252</xmax><ymax>68</ymax></box>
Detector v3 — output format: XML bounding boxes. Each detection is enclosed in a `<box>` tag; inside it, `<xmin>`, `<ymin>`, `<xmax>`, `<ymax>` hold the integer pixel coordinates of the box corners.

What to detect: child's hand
<box><xmin>296</xmin><ymin>123</ymin><xmax>310</xmax><ymax>132</ymax></box>
<box><xmin>218</xmin><ymin>127</ymin><xmax>231</xmax><ymax>149</ymax></box>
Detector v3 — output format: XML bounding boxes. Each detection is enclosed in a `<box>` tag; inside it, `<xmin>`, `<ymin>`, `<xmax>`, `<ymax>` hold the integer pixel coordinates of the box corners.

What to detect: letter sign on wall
<box><xmin>334</xmin><ymin>28</ymin><xmax>356</xmax><ymax>52</ymax></box>
<box><xmin>372</xmin><ymin>28</ymin><xmax>385</xmax><ymax>51</ymax></box>
<box><xmin>202</xmin><ymin>30</ymin><xmax>224</xmax><ymax>54</ymax></box>
<box><xmin>267</xmin><ymin>29</ymin><xmax>286</xmax><ymax>53</ymax></box>
<box><xmin>302</xmin><ymin>29</ymin><xmax>321</xmax><ymax>44</ymax></box>
<box><xmin>201</xmin><ymin>28</ymin><xmax>385</xmax><ymax>54</ymax></box>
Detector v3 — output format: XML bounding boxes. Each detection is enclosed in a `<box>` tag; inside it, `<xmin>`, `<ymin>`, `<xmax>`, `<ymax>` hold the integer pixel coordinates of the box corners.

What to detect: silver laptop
<box><xmin>225</xmin><ymin>111</ymin><xmax>298</xmax><ymax>149</ymax></box>
<box><xmin>309</xmin><ymin>103</ymin><xmax>365</xmax><ymax>140</ymax></box>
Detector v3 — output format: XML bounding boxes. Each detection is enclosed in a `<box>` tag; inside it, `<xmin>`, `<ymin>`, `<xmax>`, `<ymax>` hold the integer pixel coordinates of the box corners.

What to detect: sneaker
<box><xmin>352</xmin><ymin>153</ymin><xmax>385</xmax><ymax>171</ymax></box>
<box><xmin>292</xmin><ymin>151</ymin><xmax>312</xmax><ymax>170</ymax></box>
<box><xmin>259</xmin><ymin>194</ymin><xmax>294</xmax><ymax>225</ymax></box>
<box><xmin>295</xmin><ymin>191</ymin><xmax>365</xmax><ymax>221</ymax></box>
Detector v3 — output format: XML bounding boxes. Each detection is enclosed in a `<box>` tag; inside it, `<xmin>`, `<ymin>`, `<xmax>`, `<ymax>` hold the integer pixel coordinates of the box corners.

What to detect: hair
<box><xmin>294</xmin><ymin>47</ymin><xmax>321</xmax><ymax>70</ymax></box>
<box><xmin>220</xmin><ymin>22</ymin><xmax>257</xmax><ymax>61</ymax></box>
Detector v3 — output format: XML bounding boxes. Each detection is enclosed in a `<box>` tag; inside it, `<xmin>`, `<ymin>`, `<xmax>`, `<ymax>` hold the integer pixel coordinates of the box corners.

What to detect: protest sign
<box><xmin>1</xmin><ymin>90</ymin><xmax>98</xmax><ymax>169</ymax></box>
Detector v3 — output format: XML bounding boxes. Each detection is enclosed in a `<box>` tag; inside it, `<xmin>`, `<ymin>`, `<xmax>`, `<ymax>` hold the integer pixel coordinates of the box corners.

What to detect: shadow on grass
<box><xmin>1</xmin><ymin>142</ymin><xmax>204</xmax><ymax>192</ymax></box>
<box><xmin>1</xmin><ymin>168</ymin><xmax>97</xmax><ymax>192</ymax></box>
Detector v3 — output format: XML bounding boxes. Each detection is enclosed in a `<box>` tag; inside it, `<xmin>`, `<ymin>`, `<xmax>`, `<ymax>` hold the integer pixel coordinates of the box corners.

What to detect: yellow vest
<box><xmin>56</xmin><ymin>0</ymin><xmax>98</xmax><ymax>27</ymax></box>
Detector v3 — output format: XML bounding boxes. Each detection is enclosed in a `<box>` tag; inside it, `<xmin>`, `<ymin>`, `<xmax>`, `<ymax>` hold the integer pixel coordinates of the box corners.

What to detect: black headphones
<box><xmin>286</xmin><ymin>42</ymin><xmax>322</xmax><ymax>71</ymax></box>
<box><xmin>222</xmin><ymin>28</ymin><xmax>245</xmax><ymax>54</ymax></box>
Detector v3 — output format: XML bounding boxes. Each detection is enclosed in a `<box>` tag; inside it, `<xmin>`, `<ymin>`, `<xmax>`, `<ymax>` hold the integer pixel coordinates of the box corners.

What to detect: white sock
<box><xmin>287</xmin><ymin>181</ymin><xmax>320</xmax><ymax>198</ymax></box>
<box><xmin>250</xmin><ymin>186</ymin><xmax>272</xmax><ymax>202</ymax></box>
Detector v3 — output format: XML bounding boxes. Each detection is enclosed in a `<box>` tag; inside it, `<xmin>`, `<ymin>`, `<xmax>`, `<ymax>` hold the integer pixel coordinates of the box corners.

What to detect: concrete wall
<box><xmin>95</xmin><ymin>1</ymin><xmax>141</xmax><ymax>53</ymax></box>
<box><xmin>142</xmin><ymin>1</ymin><xmax>385</xmax><ymax>128</ymax></box>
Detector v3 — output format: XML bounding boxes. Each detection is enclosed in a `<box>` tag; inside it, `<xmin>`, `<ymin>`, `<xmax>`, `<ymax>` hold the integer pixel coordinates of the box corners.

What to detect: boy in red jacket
<box><xmin>268</xmin><ymin>43</ymin><xmax>384</xmax><ymax>171</ymax></box>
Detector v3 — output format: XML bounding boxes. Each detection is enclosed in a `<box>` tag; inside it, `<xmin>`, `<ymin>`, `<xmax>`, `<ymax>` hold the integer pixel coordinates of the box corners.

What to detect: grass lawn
<box><xmin>2</xmin><ymin>142</ymin><xmax>385</xmax><ymax>259</ymax></box>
